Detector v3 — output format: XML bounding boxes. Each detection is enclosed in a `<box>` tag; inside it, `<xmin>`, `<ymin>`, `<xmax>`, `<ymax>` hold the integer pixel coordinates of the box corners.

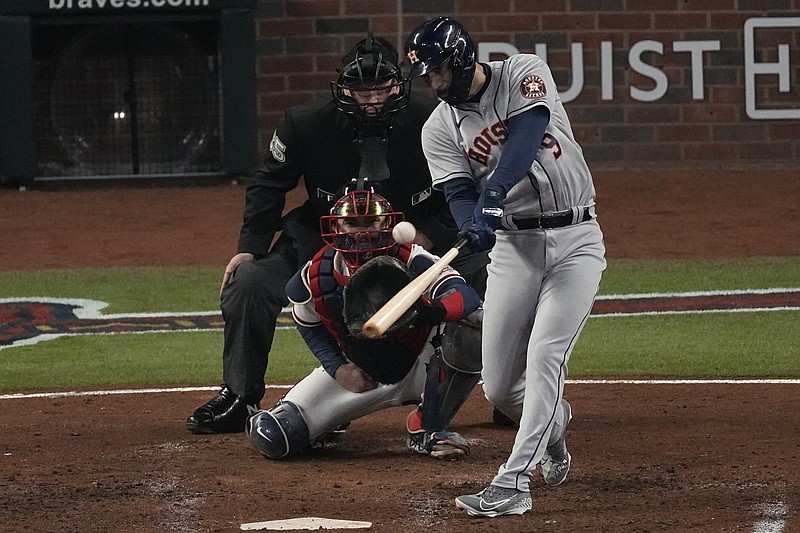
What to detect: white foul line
<box><xmin>0</xmin><ymin>384</ymin><xmax>288</xmax><ymax>400</ymax></box>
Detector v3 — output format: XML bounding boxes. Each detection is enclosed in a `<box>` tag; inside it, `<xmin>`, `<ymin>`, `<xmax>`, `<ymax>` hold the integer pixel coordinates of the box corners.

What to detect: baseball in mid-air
<box><xmin>392</xmin><ymin>221</ymin><xmax>416</xmax><ymax>244</ymax></box>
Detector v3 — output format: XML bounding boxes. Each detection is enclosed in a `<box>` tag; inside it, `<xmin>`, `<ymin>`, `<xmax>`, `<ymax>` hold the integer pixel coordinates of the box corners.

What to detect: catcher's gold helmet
<box><xmin>320</xmin><ymin>189</ymin><xmax>404</xmax><ymax>272</ymax></box>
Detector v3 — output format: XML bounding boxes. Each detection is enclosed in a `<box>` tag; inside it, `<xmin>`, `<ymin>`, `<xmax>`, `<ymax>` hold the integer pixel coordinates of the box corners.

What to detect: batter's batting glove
<box><xmin>473</xmin><ymin>186</ymin><xmax>506</xmax><ymax>231</ymax></box>
<box><xmin>458</xmin><ymin>221</ymin><xmax>496</xmax><ymax>253</ymax></box>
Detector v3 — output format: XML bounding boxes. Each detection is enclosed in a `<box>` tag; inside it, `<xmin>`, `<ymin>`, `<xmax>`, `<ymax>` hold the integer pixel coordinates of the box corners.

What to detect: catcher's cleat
<box><xmin>455</xmin><ymin>484</ymin><xmax>532</xmax><ymax>518</ymax></box>
<box><xmin>406</xmin><ymin>407</ymin><xmax>469</xmax><ymax>460</ymax></box>
<box><xmin>429</xmin><ymin>431</ymin><xmax>471</xmax><ymax>459</ymax></box>
<box><xmin>186</xmin><ymin>385</ymin><xmax>260</xmax><ymax>434</ymax></box>
<box><xmin>406</xmin><ymin>430</ymin><xmax>470</xmax><ymax>460</ymax></box>
<box><xmin>318</xmin><ymin>421</ymin><xmax>351</xmax><ymax>445</ymax></box>
<box><xmin>328</xmin><ymin>421</ymin><xmax>351</xmax><ymax>437</ymax></box>
<box><xmin>405</xmin><ymin>406</ymin><xmax>470</xmax><ymax>460</ymax></box>
<box><xmin>540</xmin><ymin>399</ymin><xmax>573</xmax><ymax>486</ymax></box>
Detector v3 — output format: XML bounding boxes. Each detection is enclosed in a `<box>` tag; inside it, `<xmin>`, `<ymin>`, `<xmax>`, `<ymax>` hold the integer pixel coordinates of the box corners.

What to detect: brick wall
<box><xmin>253</xmin><ymin>0</ymin><xmax>800</xmax><ymax>169</ymax></box>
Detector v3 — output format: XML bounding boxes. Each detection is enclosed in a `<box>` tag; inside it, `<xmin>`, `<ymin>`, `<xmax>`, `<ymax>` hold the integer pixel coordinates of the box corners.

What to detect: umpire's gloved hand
<box><xmin>457</xmin><ymin>221</ymin><xmax>496</xmax><ymax>253</ymax></box>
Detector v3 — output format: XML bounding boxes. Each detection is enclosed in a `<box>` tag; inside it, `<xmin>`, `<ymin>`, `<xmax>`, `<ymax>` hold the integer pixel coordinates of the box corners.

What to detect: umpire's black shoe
<box><xmin>186</xmin><ymin>385</ymin><xmax>260</xmax><ymax>434</ymax></box>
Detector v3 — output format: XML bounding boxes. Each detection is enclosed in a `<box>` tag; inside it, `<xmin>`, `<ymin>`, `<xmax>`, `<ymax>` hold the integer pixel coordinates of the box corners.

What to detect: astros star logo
<box><xmin>521</xmin><ymin>74</ymin><xmax>547</xmax><ymax>99</ymax></box>
<box><xmin>407</xmin><ymin>49</ymin><xmax>419</xmax><ymax>63</ymax></box>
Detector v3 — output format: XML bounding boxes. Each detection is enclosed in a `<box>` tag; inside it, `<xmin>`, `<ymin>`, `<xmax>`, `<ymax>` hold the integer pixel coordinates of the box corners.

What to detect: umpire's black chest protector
<box><xmin>285</xmin><ymin>98</ymin><xmax>459</xmax><ymax>254</ymax></box>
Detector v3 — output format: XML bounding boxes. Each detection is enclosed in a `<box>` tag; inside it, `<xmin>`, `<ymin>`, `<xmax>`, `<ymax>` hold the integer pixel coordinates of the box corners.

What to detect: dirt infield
<box><xmin>1</xmin><ymin>170</ymin><xmax>799</xmax><ymax>532</ymax></box>
<box><xmin>2</xmin><ymin>384</ymin><xmax>799</xmax><ymax>532</ymax></box>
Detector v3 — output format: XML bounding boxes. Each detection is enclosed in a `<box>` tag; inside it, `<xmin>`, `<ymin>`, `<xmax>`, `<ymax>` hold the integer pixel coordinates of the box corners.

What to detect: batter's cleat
<box><xmin>186</xmin><ymin>385</ymin><xmax>261</xmax><ymax>434</ymax></box>
<box><xmin>455</xmin><ymin>484</ymin><xmax>532</xmax><ymax>517</ymax></box>
<box><xmin>406</xmin><ymin>431</ymin><xmax>470</xmax><ymax>460</ymax></box>
<box><xmin>540</xmin><ymin>399</ymin><xmax>573</xmax><ymax>486</ymax></box>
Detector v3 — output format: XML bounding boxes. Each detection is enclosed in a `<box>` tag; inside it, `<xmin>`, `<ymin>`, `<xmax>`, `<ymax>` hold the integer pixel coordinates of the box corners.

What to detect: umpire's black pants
<box><xmin>220</xmin><ymin>207</ymin><xmax>323</xmax><ymax>401</ymax></box>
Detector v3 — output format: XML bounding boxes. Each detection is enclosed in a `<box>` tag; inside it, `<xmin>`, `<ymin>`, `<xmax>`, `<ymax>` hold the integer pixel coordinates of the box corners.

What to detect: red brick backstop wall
<box><xmin>252</xmin><ymin>0</ymin><xmax>800</xmax><ymax>169</ymax></box>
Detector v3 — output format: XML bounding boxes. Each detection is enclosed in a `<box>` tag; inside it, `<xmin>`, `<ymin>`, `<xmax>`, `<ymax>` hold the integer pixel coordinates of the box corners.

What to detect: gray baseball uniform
<box><xmin>422</xmin><ymin>53</ymin><xmax>606</xmax><ymax>491</ymax></box>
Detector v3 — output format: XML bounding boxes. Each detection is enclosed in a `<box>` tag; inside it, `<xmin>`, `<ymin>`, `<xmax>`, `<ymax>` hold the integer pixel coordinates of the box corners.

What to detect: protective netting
<box><xmin>32</xmin><ymin>19</ymin><xmax>222</xmax><ymax>178</ymax></box>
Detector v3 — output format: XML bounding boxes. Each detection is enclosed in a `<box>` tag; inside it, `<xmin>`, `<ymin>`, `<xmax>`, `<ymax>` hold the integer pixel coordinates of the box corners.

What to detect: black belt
<box><xmin>509</xmin><ymin>207</ymin><xmax>592</xmax><ymax>230</ymax></box>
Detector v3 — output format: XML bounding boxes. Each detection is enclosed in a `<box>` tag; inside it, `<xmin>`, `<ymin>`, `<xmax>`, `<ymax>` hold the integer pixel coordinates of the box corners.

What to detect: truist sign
<box><xmin>479</xmin><ymin>17</ymin><xmax>800</xmax><ymax>120</ymax></box>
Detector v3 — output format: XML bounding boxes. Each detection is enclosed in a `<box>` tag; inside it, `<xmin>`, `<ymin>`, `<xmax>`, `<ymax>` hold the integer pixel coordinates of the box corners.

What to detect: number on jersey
<box><xmin>540</xmin><ymin>133</ymin><xmax>562</xmax><ymax>159</ymax></box>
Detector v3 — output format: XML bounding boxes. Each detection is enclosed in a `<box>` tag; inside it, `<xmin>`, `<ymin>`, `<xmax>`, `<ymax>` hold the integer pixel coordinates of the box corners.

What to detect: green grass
<box><xmin>572</xmin><ymin>311</ymin><xmax>800</xmax><ymax>377</ymax></box>
<box><xmin>599</xmin><ymin>257</ymin><xmax>800</xmax><ymax>294</ymax></box>
<box><xmin>0</xmin><ymin>266</ymin><xmax>220</xmax><ymax>312</ymax></box>
<box><xmin>1</xmin><ymin>258</ymin><xmax>799</xmax><ymax>393</ymax></box>
<box><xmin>0</xmin><ymin>330</ymin><xmax>317</xmax><ymax>393</ymax></box>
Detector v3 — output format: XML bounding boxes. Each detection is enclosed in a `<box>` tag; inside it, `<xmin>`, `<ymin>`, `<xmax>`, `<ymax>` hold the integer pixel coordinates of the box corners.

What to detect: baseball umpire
<box><xmin>186</xmin><ymin>34</ymin><xmax>489</xmax><ymax>434</ymax></box>
<box><xmin>246</xmin><ymin>188</ymin><xmax>483</xmax><ymax>460</ymax></box>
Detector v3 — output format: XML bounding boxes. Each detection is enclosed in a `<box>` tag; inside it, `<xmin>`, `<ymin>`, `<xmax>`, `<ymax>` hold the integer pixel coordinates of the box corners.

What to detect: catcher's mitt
<box><xmin>342</xmin><ymin>255</ymin><xmax>417</xmax><ymax>338</ymax></box>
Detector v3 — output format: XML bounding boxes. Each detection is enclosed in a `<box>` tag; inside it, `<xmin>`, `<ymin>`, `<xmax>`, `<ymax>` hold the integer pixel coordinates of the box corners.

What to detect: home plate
<box><xmin>240</xmin><ymin>517</ymin><xmax>372</xmax><ymax>530</ymax></box>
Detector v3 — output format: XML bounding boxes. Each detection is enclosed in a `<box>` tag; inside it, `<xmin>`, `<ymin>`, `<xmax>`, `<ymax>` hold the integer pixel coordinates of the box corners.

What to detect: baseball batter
<box><xmin>405</xmin><ymin>17</ymin><xmax>607</xmax><ymax>517</ymax></box>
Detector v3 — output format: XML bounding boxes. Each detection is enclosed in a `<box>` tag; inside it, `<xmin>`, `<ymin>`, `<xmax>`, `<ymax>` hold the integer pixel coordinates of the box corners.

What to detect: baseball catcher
<box><xmin>246</xmin><ymin>189</ymin><xmax>483</xmax><ymax>460</ymax></box>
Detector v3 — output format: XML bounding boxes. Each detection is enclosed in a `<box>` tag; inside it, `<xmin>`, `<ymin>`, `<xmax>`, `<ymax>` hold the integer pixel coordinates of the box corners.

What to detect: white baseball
<box><xmin>392</xmin><ymin>221</ymin><xmax>416</xmax><ymax>244</ymax></box>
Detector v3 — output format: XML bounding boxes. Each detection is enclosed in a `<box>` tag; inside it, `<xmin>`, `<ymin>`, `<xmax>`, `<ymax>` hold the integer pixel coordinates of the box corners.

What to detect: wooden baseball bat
<box><xmin>361</xmin><ymin>238</ymin><xmax>468</xmax><ymax>339</ymax></box>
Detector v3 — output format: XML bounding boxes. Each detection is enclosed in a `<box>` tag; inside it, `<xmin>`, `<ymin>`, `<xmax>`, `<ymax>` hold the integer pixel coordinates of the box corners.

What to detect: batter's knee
<box><xmin>481</xmin><ymin>382</ymin><xmax>502</xmax><ymax>407</ymax></box>
<box><xmin>246</xmin><ymin>401</ymin><xmax>310</xmax><ymax>459</ymax></box>
<box><xmin>480</xmin><ymin>381</ymin><xmax>518</xmax><ymax>414</ymax></box>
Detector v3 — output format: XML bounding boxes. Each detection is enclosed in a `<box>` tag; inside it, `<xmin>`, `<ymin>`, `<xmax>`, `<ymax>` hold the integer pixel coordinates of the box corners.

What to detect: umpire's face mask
<box><xmin>343</xmin><ymin>81</ymin><xmax>401</xmax><ymax>117</ymax></box>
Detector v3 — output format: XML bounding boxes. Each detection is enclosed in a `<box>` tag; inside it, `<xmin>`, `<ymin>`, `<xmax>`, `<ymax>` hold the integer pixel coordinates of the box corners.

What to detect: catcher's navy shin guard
<box><xmin>421</xmin><ymin>320</ymin><xmax>482</xmax><ymax>431</ymax></box>
<box><xmin>247</xmin><ymin>401</ymin><xmax>310</xmax><ymax>459</ymax></box>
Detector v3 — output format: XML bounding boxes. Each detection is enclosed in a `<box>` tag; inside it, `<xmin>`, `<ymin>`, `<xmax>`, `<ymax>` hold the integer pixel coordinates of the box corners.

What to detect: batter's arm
<box><xmin>421</xmin><ymin>110</ymin><xmax>475</xmax><ymax>191</ymax></box>
<box><xmin>441</xmin><ymin>177</ymin><xmax>479</xmax><ymax>231</ymax></box>
<box><xmin>484</xmin><ymin>105</ymin><xmax>551</xmax><ymax>197</ymax></box>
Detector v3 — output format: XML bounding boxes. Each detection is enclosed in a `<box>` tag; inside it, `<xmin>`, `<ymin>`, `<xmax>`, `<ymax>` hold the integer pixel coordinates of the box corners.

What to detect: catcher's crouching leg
<box><xmin>406</xmin><ymin>318</ymin><xmax>482</xmax><ymax>460</ymax></box>
<box><xmin>246</xmin><ymin>401</ymin><xmax>310</xmax><ymax>459</ymax></box>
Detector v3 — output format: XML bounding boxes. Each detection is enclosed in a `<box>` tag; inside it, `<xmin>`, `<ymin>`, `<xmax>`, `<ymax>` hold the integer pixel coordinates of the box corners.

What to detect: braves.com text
<box><xmin>49</xmin><ymin>0</ymin><xmax>209</xmax><ymax>8</ymax></box>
